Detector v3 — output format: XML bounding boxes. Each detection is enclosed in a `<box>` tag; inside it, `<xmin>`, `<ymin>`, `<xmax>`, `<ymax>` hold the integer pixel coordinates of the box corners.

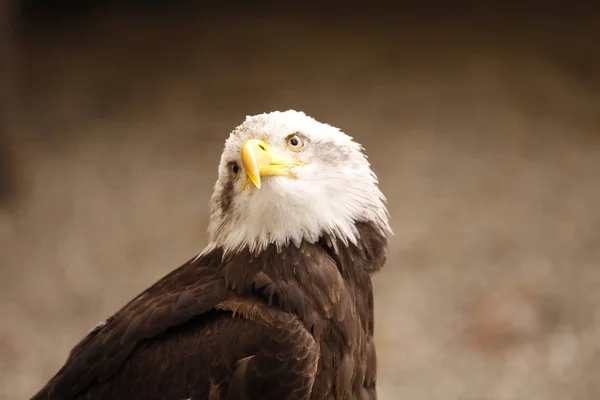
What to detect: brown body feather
<box><xmin>31</xmin><ymin>222</ymin><xmax>387</xmax><ymax>400</ymax></box>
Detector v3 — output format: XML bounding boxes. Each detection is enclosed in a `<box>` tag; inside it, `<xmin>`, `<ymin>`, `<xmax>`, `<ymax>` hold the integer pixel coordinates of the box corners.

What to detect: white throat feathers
<box><xmin>202</xmin><ymin>110</ymin><xmax>391</xmax><ymax>256</ymax></box>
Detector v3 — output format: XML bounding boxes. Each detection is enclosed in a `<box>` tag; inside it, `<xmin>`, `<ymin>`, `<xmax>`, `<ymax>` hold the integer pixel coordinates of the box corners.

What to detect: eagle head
<box><xmin>205</xmin><ymin>110</ymin><xmax>391</xmax><ymax>255</ymax></box>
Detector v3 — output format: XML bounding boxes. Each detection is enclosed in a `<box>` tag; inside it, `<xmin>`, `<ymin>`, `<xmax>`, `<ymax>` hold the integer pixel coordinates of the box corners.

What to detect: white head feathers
<box><xmin>203</xmin><ymin>110</ymin><xmax>391</xmax><ymax>255</ymax></box>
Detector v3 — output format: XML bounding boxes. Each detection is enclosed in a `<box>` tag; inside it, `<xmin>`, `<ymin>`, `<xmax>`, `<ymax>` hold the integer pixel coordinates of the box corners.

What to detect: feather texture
<box><xmin>31</xmin><ymin>222</ymin><xmax>387</xmax><ymax>400</ymax></box>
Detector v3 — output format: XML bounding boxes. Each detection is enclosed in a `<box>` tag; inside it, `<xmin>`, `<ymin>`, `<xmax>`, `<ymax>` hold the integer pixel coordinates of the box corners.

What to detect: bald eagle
<box><xmin>32</xmin><ymin>110</ymin><xmax>391</xmax><ymax>400</ymax></box>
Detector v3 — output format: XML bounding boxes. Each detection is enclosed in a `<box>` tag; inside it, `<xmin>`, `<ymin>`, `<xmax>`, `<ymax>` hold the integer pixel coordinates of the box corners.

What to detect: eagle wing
<box><xmin>32</xmin><ymin>253</ymin><xmax>319</xmax><ymax>400</ymax></box>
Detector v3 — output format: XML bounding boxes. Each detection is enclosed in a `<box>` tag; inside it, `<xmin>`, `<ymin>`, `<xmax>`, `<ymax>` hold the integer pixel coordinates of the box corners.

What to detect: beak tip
<box><xmin>250</xmin><ymin>175</ymin><xmax>261</xmax><ymax>189</ymax></box>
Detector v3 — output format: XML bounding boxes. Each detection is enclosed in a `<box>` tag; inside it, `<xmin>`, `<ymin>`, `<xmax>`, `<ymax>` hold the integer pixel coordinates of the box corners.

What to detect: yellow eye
<box><xmin>229</xmin><ymin>162</ymin><xmax>241</xmax><ymax>179</ymax></box>
<box><xmin>286</xmin><ymin>134</ymin><xmax>305</xmax><ymax>151</ymax></box>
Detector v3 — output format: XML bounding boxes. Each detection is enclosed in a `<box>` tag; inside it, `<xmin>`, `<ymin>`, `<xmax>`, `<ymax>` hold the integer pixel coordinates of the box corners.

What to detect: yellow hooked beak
<box><xmin>240</xmin><ymin>139</ymin><xmax>304</xmax><ymax>189</ymax></box>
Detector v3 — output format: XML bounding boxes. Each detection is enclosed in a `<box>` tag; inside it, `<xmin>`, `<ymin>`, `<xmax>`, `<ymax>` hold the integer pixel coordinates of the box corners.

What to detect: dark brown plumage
<box><xmin>32</xmin><ymin>110</ymin><xmax>391</xmax><ymax>399</ymax></box>
<box><xmin>31</xmin><ymin>222</ymin><xmax>387</xmax><ymax>400</ymax></box>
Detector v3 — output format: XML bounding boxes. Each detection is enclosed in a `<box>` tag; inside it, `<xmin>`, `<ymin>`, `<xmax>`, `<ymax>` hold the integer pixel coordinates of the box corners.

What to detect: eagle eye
<box><xmin>285</xmin><ymin>133</ymin><xmax>305</xmax><ymax>151</ymax></box>
<box><xmin>229</xmin><ymin>162</ymin><xmax>241</xmax><ymax>179</ymax></box>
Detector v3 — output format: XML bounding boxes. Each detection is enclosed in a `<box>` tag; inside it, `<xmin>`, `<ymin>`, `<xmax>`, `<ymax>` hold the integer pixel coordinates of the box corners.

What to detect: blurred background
<box><xmin>1</xmin><ymin>1</ymin><xmax>600</xmax><ymax>399</ymax></box>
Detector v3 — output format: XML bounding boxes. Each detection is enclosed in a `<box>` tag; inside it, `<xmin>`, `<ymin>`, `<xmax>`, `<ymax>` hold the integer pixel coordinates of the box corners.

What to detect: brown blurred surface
<box><xmin>2</xmin><ymin>3</ymin><xmax>600</xmax><ymax>399</ymax></box>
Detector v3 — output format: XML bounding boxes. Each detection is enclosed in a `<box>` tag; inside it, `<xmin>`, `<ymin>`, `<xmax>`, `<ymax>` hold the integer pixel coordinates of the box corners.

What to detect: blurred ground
<box><xmin>1</xmin><ymin>3</ymin><xmax>600</xmax><ymax>399</ymax></box>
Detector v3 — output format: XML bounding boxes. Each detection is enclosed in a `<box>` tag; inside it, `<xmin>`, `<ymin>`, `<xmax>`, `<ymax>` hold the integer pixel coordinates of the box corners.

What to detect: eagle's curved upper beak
<box><xmin>240</xmin><ymin>139</ymin><xmax>304</xmax><ymax>189</ymax></box>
